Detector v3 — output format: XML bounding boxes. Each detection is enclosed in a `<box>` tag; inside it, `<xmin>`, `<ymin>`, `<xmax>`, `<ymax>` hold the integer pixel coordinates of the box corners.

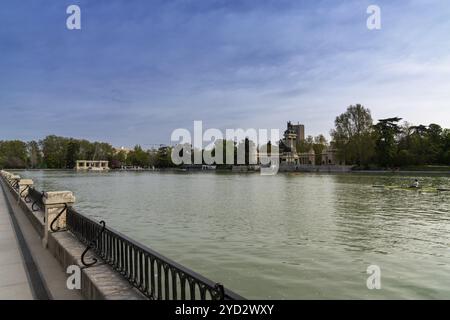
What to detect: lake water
<box><xmin>16</xmin><ymin>170</ymin><xmax>450</xmax><ymax>299</ymax></box>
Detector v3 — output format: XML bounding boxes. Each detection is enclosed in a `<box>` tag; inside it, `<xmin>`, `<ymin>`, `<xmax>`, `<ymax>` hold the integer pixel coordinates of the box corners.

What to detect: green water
<box><xmin>16</xmin><ymin>170</ymin><xmax>450</xmax><ymax>299</ymax></box>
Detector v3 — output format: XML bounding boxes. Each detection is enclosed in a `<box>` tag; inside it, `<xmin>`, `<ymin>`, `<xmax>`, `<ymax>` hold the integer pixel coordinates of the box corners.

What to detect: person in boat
<box><xmin>410</xmin><ymin>179</ymin><xmax>420</xmax><ymax>188</ymax></box>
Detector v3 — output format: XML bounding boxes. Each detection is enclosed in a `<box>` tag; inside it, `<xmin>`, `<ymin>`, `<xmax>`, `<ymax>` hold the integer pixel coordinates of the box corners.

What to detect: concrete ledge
<box><xmin>17</xmin><ymin>198</ymin><xmax>45</xmax><ymax>238</ymax></box>
<box><xmin>48</xmin><ymin>231</ymin><xmax>145</xmax><ymax>300</ymax></box>
<box><xmin>0</xmin><ymin>177</ymin><xmax>45</xmax><ymax>238</ymax></box>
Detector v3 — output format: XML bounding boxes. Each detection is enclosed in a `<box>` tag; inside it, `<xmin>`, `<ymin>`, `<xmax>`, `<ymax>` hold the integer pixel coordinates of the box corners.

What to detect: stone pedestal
<box><xmin>42</xmin><ymin>191</ymin><xmax>75</xmax><ymax>248</ymax></box>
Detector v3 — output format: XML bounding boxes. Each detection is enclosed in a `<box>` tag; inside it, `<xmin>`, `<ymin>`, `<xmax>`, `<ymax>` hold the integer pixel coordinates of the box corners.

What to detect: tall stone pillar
<box><xmin>42</xmin><ymin>191</ymin><xmax>75</xmax><ymax>248</ymax></box>
<box><xmin>18</xmin><ymin>179</ymin><xmax>33</xmax><ymax>202</ymax></box>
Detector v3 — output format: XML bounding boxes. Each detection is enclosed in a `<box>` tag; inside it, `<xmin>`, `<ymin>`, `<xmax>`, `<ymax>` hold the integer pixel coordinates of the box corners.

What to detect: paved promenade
<box><xmin>0</xmin><ymin>187</ymin><xmax>33</xmax><ymax>299</ymax></box>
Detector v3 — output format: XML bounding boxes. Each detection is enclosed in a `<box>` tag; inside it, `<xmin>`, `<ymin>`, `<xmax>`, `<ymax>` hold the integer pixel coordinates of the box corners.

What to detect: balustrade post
<box><xmin>42</xmin><ymin>191</ymin><xmax>75</xmax><ymax>248</ymax></box>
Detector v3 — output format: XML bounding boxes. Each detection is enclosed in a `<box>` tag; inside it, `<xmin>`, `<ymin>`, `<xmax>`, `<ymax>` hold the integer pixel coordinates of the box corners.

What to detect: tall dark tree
<box><xmin>236</xmin><ymin>138</ymin><xmax>257</xmax><ymax>165</ymax></box>
<box><xmin>66</xmin><ymin>139</ymin><xmax>80</xmax><ymax>169</ymax></box>
<box><xmin>408</xmin><ymin>125</ymin><xmax>431</xmax><ymax>165</ymax></box>
<box><xmin>442</xmin><ymin>129</ymin><xmax>450</xmax><ymax>165</ymax></box>
<box><xmin>373</xmin><ymin>117</ymin><xmax>402</xmax><ymax>167</ymax></box>
<box><xmin>426</xmin><ymin>124</ymin><xmax>444</xmax><ymax>164</ymax></box>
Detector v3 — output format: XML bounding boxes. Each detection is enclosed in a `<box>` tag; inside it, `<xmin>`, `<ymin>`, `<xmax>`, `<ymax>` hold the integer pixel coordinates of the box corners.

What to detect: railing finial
<box><xmin>81</xmin><ymin>220</ymin><xmax>106</xmax><ymax>267</ymax></box>
<box><xmin>214</xmin><ymin>283</ymin><xmax>225</xmax><ymax>300</ymax></box>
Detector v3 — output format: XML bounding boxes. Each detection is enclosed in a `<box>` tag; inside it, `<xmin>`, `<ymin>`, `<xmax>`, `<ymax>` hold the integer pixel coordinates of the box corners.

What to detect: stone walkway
<box><xmin>0</xmin><ymin>187</ymin><xmax>33</xmax><ymax>299</ymax></box>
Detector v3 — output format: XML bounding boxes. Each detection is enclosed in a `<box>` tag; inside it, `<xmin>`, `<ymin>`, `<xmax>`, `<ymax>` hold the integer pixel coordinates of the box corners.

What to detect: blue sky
<box><xmin>1</xmin><ymin>0</ymin><xmax>450</xmax><ymax>147</ymax></box>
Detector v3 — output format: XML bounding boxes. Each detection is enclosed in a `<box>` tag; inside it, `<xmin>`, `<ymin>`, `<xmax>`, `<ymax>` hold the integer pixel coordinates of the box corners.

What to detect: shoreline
<box><xmin>5</xmin><ymin>168</ymin><xmax>450</xmax><ymax>175</ymax></box>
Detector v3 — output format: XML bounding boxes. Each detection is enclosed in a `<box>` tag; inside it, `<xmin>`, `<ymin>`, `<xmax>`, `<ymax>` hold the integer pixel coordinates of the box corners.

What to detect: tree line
<box><xmin>331</xmin><ymin>104</ymin><xmax>450</xmax><ymax>168</ymax></box>
<box><xmin>0</xmin><ymin>135</ymin><xmax>174</xmax><ymax>169</ymax></box>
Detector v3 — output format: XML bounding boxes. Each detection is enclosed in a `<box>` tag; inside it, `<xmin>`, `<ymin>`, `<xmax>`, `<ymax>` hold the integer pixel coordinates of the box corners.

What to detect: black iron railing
<box><xmin>66</xmin><ymin>207</ymin><xmax>243</xmax><ymax>300</ymax></box>
<box><xmin>27</xmin><ymin>187</ymin><xmax>45</xmax><ymax>212</ymax></box>
<box><xmin>11</xmin><ymin>178</ymin><xmax>19</xmax><ymax>191</ymax></box>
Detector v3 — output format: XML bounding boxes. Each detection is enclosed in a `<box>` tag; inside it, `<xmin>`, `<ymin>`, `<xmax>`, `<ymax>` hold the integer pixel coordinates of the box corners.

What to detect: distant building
<box><xmin>291</xmin><ymin>122</ymin><xmax>305</xmax><ymax>142</ymax></box>
<box><xmin>321</xmin><ymin>146</ymin><xmax>339</xmax><ymax>165</ymax></box>
<box><xmin>279</xmin><ymin>121</ymin><xmax>313</xmax><ymax>165</ymax></box>
<box><xmin>299</xmin><ymin>149</ymin><xmax>316</xmax><ymax>165</ymax></box>
<box><xmin>279</xmin><ymin>121</ymin><xmax>337</xmax><ymax>166</ymax></box>
<box><xmin>274</xmin><ymin>121</ymin><xmax>351</xmax><ymax>172</ymax></box>
<box><xmin>76</xmin><ymin>160</ymin><xmax>110</xmax><ymax>171</ymax></box>
<box><xmin>114</xmin><ymin>147</ymin><xmax>132</xmax><ymax>155</ymax></box>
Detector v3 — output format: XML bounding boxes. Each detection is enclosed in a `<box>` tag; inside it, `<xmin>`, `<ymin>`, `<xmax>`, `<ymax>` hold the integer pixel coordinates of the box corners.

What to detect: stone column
<box><xmin>18</xmin><ymin>179</ymin><xmax>33</xmax><ymax>202</ymax></box>
<box><xmin>42</xmin><ymin>191</ymin><xmax>75</xmax><ymax>248</ymax></box>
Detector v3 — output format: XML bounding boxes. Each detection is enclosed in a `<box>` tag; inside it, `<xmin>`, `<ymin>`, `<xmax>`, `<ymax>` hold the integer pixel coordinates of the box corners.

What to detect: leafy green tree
<box><xmin>78</xmin><ymin>139</ymin><xmax>96</xmax><ymax>160</ymax></box>
<box><xmin>297</xmin><ymin>135</ymin><xmax>314</xmax><ymax>153</ymax></box>
<box><xmin>0</xmin><ymin>140</ymin><xmax>28</xmax><ymax>168</ymax></box>
<box><xmin>330</xmin><ymin>104</ymin><xmax>374</xmax><ymax>166</ymax></box>
<box><xmin>40</xmin><ymin>135</ymin><xmax>114</xmax><ymax>168</ymax></box>
<box><xmin>92</xmin><ymin>142</ymin><xmax>114</xmax><ymax>162</ymax></box>
<box><xmin>41</xmin><ymin>135</ymin><xmax>69</xmax><ymax>168</ymax></box>
<box><xmin>112</xmin><ymin>150</ymin><xmax>127</xmax><ymax>168</ymax></box>
<box><xmin>148</xmin><ymin>149</ymin><xmax>158</xmax><ymax>168</ymax></box>
<box><xmin>396</xmin><ymin>149</ymin><xmax>414</xmax><ymax>166</ymax></box>
<box><xmin>297</xmin><ymin>135</ymin><xmax>328</xmax><ymax>164</ymax></box>
<box><xmin>127</xmin><ymin>145</ymin><xmax>150</xmax><ymax>167</ymax></box>
<box><xmin>312</xmin><ymin>135</ymin><xmax>328</xmax><ymax>165</ymax></box>
<box><xmin>27</xmin><ymin>140</ymin><xmax>42</xmax><ymax>168</ymax></box>
<box><xmin>155</xmin><ymin>146</ymin><xmax>174</xmax><ymax>168</ymax></box>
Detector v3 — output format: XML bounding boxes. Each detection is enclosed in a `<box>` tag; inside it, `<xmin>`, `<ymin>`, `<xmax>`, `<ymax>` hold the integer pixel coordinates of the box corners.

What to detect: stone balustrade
<box><xmin>42</xmin><ymin>191</ymin><xmax>75</xmax><ymax>247</ymax></box>
<box><xmin>1</xmin><ymin>169</ymin><xmax>236</xmax><ymax>301</ymax></box>
<box><xmin>0</xmin><ymin>170</ymin><xmax>75</xmax><ymax>247</ymax></box>
<box><xmin>0</xmin><ymin>169</ymin><xmax>144</xmax><ymax>300</ymax></box>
